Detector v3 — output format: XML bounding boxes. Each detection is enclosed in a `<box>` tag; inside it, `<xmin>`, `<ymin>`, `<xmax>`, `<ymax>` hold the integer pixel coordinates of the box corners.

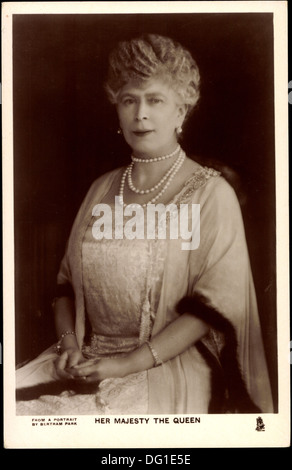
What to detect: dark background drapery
<box><xmin>13</xmin><ymin>13</ymin><xmax>277</xmax><ymax>410</ymax></box>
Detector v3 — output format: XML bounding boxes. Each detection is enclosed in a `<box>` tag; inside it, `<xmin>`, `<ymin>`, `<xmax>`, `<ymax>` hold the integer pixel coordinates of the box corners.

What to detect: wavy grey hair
<box><xmin>104</xmin><ymin>34</ymin><xmax>200</xmax><ymax>120</ymax></box>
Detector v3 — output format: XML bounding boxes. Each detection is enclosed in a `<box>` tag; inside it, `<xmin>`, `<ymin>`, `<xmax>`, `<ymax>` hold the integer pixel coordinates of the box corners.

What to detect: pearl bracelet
<box><xmin>55</xmin><ymin>330</ymin><xmax>76</xmax><ymax>355</ymax></box>
<box><xmin>146</xmin><ymin>340</ymin><xmax>163</xmax><ymax>367</ymax></box>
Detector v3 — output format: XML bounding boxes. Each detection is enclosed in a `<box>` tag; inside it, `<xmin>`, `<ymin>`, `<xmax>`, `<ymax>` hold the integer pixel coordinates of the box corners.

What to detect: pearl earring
<box><xmin>117</xmin><ymin>128</ymin><xmax>122</xmax><ymax>135</ymax></box>
<box><xmin>176</xmin><ymin>126</ymin><xmax>183</xmax><ymax>135</ymax></box>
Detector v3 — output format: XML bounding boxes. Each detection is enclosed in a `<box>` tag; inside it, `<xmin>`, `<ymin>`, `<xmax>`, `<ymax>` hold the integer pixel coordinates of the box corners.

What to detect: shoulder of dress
<box><xmin>185</xmin><ymin>166</ymin><xmax>222</xmax><ymax>189</ymax></box>
<box><xmin>197</xmin><ymin>170</ymin><xmax>243</xmax><ymax>220</ymax></box>
<box><xmin>73</xmin><ymin>168</ymin><xmax>124</xmax><ymax>217</ymax></box>
<box><xmin>175</xmin><ymin>166</ymin><xmax>222</xmax><ymax>204</ymax></box>
<box><xmin>83</xmin><ymin>167</ymin><xmax>123</xmax><ymax>198</ymax></box>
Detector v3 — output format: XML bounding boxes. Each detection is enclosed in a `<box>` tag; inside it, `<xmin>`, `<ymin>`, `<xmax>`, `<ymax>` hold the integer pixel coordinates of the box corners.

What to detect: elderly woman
<box><xmin>16</xmin><ymin>34</ymin><xmax>273</xmax><ymax>415</ymax></box>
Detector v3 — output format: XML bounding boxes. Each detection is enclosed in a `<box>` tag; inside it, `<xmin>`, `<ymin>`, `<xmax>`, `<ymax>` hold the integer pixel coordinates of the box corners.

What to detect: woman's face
<box><xmin>117</xmin><ymin>77</ymin><xmax>186</xmax><ymax>158</ymax></box>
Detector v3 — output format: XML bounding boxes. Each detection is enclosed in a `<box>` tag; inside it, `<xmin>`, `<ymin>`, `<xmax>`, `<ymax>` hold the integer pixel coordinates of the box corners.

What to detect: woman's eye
<box><xmin>122</xmin><ymin>98</ymin><xmax>135</xmax><ymax>105</ymax></box>
<box><xmin>149</xmin><ymin>98</ymin><xmax>163</xmax><ymax>104</ymax></box>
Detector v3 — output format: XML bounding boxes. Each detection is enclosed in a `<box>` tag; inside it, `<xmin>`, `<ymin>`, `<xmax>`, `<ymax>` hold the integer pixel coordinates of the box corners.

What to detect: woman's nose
<box><xmin>135</xmin><ymin>101</ymin><xmax>148</xmax><ymax>121</ymax></box>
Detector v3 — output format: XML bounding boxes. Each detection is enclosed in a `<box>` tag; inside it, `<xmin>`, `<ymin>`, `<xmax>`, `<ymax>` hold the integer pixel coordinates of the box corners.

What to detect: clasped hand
<box><xmin>54</xmin><ymin>348</ymin><xmax>126</xmax><ymax>382</ymax></box>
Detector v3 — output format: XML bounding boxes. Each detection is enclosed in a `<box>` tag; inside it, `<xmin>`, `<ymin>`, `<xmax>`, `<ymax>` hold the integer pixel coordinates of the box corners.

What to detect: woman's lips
<box><xmin>132</xmin><ymin>130</ymin><xmax>153</xmax><ymax>136</ymax></box>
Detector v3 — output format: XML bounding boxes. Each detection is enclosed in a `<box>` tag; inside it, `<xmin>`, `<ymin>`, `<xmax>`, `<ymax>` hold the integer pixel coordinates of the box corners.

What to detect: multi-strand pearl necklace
<box><xmin>119</xmin><ymin>148</ymin><xmax>185</xmax><ymax>208</ymax></box>
<box><xmin>127</xmin><ymin>147</ymin><xmax>181</xmax><ymax>195</ymax></box>
<box><xmin>131</xmin><ymin>144</ymin><xmax>180</xmax><ymax>163</ymax></box>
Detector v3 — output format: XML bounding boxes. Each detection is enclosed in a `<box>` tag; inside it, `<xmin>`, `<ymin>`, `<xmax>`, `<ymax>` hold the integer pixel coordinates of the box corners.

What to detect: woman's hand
<box><xmin>67</xmin><ymin>357</ymin><xmax>128</xmax><ymax>383</ymax></box>
<box><xmin>54</xmin><ymin>348</ymin><xmax>86</xmax><ymax>380</ymax></box>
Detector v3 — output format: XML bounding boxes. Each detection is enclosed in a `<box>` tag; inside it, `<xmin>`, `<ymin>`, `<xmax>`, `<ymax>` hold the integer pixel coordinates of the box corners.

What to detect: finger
<box><xmin>69</xmin><ymin>361</ymin><xmax>97</xmax><ymax>375</ymax></box>
<box><xmin>56</xmin><ymin>351</ymin><xmax>69</xmax><ymax>369</ymax></box>
<box><xmin>55</xmin><ymin>353</ymin><xmax>75</xmax><ymax>379</ymax></box>
<box><xmin>80</xmin><ymin>373</ymin><xmax>100</xmax><ymax>383</ymax></box>
<box><xmin>71</xmin><ymin>358</ymin><xmax>97</xmax><ymax>369</ymax></box>
<box><xmin>72</xmin><ymin>375</ymin><xmax>93</xmax><ymax>383</ymax></box>
<box><xmin>69</xmin><ymin>364</ymin><xmax>98</xmax><ymax>378</ymax></box>
<box><xmin>67</xmin><ymin>351</ymin><xmax>83</xmax><ymax>369</ymax></box>
<box><xmin>56</xmin><ymin>369</ymin><xmax>74</xmax><ymax>380</ymax></box>
<box><xmin>55</xmin><ymin>364</ymin><xmax>74</xmax><ymax>380</ymax></box>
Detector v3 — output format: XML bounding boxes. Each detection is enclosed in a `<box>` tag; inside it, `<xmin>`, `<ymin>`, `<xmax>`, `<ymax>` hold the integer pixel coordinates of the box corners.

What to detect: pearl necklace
<box><xmin>127</xmin><ymin>153</ymin><xmax>182</xmax><ymax>195</ymax></box>
<box><xmin>119</xmin><ymin>149</ymin><xmax>185</xmax><ymax>208</ymax></box>
<box><xmin>131</xmin><ymin>144</ymin><xmax>180</xmax><ymax>163</ymax></box>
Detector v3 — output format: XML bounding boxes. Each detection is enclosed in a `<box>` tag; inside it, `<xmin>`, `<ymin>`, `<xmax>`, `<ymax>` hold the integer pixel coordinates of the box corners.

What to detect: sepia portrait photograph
<box><xmin>2</xmin><ymin>1</ymin><xmax>290</xmax><ymax>449</ymax></box>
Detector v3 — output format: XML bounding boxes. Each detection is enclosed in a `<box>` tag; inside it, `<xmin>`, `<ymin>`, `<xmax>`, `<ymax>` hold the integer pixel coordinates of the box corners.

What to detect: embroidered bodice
<box><xmin>81</xmin><ymin>166</ymin><xmax>220</xmax><ymax>359</ymax></box>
